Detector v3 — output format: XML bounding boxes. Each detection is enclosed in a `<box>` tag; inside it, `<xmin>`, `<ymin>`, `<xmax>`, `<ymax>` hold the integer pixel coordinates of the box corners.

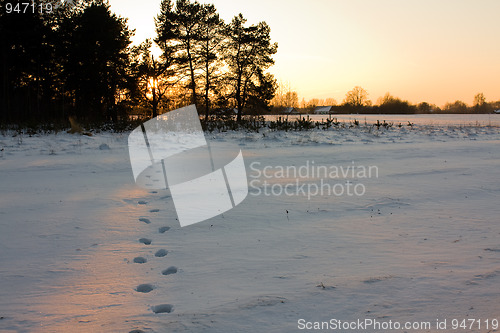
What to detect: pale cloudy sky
<box><xmin>109</xmin><ymin>0</ymin><xmax>500</xmax><ymax>107</ymax></box>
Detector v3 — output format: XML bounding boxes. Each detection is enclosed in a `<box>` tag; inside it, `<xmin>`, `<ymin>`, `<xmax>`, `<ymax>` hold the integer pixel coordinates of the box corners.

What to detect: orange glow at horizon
<box><xmin>109</xmin><ymin>0</ymin><xmax>500</xmax><ymax>108</ymax></box>
<box><xmin>148</xmin><ymin>77</ymin><xmax>157</xmax><ymax>89</ymax></box>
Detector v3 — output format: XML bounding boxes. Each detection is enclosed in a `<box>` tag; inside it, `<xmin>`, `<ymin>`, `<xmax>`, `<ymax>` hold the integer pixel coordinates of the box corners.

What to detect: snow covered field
<box><xmin>1</xmin><ymin>119</ymin><xmax>500</xmax><ymax>332</ymax></box>
<box><xmin>267</xmin><ymin>114</ymin><xmax>500</xmax><ymax>127</ymax></box>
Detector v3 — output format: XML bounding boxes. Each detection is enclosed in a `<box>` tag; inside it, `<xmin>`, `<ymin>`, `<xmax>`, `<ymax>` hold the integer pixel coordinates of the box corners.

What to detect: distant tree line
<box><xmin>0</xmin><ymin>0</ymin><xmax>277</xmax><ymax>125</ymax></box>
<box><xmin>271</xmin><ymin>85</ymin><xmax>500</xmax><ymax>115</ymax></box>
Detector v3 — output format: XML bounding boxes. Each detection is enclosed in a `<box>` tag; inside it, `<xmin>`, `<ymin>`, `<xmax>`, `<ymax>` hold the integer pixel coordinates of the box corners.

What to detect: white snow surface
<box><xmin>1</xmin><ymin>119</ymin><xmax>500</xmax><ymax>332</ymax></box>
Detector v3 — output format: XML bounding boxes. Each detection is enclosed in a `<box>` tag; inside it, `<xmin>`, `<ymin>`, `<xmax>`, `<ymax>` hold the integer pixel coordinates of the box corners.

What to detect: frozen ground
<box><xmin>1</xmin><ymin>121</ymin><xmax>500</xmax><ymax>332</ymax></box>
<box><xmin>266</xmin><ymin>114</ymin><xmax>500</xmax><ymax>127</ymax></box>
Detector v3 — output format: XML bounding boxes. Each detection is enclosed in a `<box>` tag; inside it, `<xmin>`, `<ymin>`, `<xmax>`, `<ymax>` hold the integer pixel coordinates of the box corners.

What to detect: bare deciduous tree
<box><xmin>343</xmin><ymin>86</ymin><xmax>370</xmax><ymax>107</ymax></box>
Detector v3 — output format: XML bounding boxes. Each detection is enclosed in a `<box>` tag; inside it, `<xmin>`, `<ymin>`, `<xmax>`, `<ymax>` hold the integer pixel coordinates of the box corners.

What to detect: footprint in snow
<box><xmin>152</xmin><ymin>304</ymin><xmax>173</xmax><ymax>314</ymax></box>
<box><xmin>133</xmin><ymin>257</ymin><xmax>147</xmax><ymax>263</ymax></box>
<box><xmin>158</xmin><ymin>226</ymin><xmax>170</xmax><ymax>234</ymax></box>
<box><xmin>155</xmin><ymin>249</ymin><xmax>168</xmax><ymax>257</ymax></box>
<box><xmin>136</xmin><ymin>283</ymin><xmax>154</xmax><ymax>293</ymax></box>
<box><xmin>149</xmin><ymin>209</ymin><xmax>160</xmax><ymax>213</ymax></box>
<box><xmin>162</xmin><ymin>266</ymin><xmax>177</xmax><ymax>275</ymax></box>
<box><xmin>139</xmin><ymin>238</ymin><xmax>152</xmax><ymax>245</ymax></box>
<box><xmin>139</xmin><ymin>218</ymin><xmax>151</xmax><ymax>224</ymax></box>
<box><xmin>138</xmin><ymin>200</ymin><xmax>147</xmax><ymax>205</ymax></box>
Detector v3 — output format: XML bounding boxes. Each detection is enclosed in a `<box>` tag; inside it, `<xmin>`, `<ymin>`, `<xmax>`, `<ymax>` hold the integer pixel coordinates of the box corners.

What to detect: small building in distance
<box><xmin>282</xmin><ymin>107</ymin><xmax>300</xmax><ymax>115</ymax></box>
<box><xmin>313</xmin><ymin>106</ymin><xmax>335</xmax><ymax>114</ymax></box>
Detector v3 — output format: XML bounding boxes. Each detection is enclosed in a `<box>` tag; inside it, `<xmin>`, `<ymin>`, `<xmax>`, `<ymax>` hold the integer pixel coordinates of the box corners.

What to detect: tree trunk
<box><xmin>204</xmin><ymin>53</ymin><xmax>210</xmax><ymax>121</ymax></box>
<box><xmin>152</xmin><ymin>84</ymin><xmax>158</xmax><ymax>118</ymax></box>
<box><xmin>236</xmin><ymin>71</ymin><xmax>242</xmax><ymax>122</ymax></box>
<box><xmin>186</xmin><ymin>42</ymin><xmax>197</xmax><ymax>106</ymax></box>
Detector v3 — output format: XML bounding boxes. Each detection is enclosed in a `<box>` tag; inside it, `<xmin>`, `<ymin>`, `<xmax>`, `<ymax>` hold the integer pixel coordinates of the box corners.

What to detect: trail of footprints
<box><xmin>131</xmin><ymin>197</ymin><xmax>176</xmax><ymax>320</ymax></box>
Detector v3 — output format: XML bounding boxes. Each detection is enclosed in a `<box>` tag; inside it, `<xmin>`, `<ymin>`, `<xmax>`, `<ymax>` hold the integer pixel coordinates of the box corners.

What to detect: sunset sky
<box><xmin>108</xmin><ymin>0</ymin><xmax>500</xmax><ymax>107</ymax></box>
